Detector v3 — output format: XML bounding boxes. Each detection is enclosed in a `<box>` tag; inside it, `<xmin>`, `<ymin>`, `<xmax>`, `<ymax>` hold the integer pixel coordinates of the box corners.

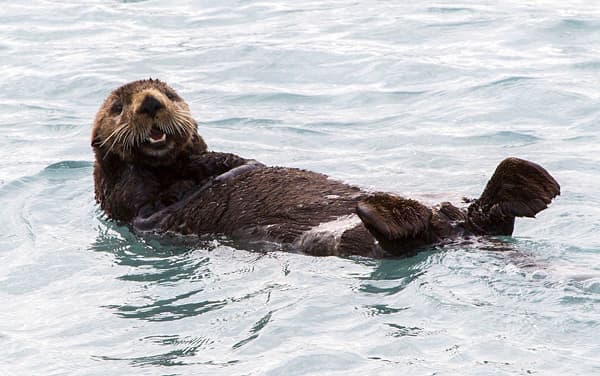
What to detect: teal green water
<box><xmin>1</xmin><ymin>1</ymin><xmax>599</xmax><ymax>375</ymax></box>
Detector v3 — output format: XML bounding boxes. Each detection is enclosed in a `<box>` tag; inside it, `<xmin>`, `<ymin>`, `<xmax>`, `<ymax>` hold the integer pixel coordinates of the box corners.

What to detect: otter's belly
<box><xmin>156</xmin><ymin>167</ymin><xmax>379</xmax><ymax>255</ymax></box>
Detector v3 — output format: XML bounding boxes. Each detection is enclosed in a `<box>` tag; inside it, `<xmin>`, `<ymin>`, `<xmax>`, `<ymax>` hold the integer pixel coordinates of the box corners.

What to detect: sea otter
<box><xmin>91</xmin><ymin>79</ymin><xmax>560</xmax><ymax>257</ymax></box>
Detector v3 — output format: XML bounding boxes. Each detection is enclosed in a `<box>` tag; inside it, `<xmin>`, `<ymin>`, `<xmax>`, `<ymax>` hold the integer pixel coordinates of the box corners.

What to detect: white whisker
<box><xmin>100</xmin><ymin>122</ymin><xmax>128</xmax><ymax>148</ymax></box>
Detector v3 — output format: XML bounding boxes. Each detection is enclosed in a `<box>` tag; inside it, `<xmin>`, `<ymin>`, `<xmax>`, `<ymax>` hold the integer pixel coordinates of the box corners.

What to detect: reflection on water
<box><xmin>81</xmin><ymin>205</ymin><xmax>600</xmax><ymax>372</ymax></box>
<box><xmin>0</xmin><ymin>143</ymin><xmax>596</xmax><ymax>374</ymax></box>
<box><xmin>107</xmin><ymin>290</ymin><xmax>227</xmax><ymax>322</ymax></box>
<box><xmin>357</xmin><ymin>251</ymin><xmax>432</xmax><ymax>295</ymax></box>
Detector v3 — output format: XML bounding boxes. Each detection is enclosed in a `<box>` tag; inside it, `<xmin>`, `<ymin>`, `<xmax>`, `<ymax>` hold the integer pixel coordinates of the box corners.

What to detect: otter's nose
<box><xmin>138</xmin><ymin>94</ymin><xmax>164</xmax><ymax>117</ymax></box>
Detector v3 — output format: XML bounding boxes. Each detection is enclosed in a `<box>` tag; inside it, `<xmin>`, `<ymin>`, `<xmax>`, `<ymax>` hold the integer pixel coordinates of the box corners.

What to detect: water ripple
<box><xmin>1</xmin><ymin>1</ymin><xmax>599</xmax><ymax>375</ymax></box>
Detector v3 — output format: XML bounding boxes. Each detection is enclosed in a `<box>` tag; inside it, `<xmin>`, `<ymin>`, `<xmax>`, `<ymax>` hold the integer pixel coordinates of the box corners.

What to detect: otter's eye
<box><xmin>110</xmin><ymin>100</ymin><xmax>123</xmax><ymax>114</ymax></box>
<box><xmin>165</xmin><ymin>90</ymin><xmax>178</xmax><ymax>101</ymax></box>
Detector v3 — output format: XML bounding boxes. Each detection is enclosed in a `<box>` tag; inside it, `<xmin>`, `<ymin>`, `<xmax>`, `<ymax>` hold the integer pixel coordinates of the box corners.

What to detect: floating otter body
<box><xmin>91</xmin><ymin>79</ymin><xmax>560</xmax><ymax>258</ymax></box>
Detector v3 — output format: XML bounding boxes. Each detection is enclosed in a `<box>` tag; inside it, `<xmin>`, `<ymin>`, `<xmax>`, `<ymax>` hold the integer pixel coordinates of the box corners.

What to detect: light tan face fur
<box><xmin>92</xmin><ymin>79</ymin><xmax>197</xmax><ymax>162</ymax></box>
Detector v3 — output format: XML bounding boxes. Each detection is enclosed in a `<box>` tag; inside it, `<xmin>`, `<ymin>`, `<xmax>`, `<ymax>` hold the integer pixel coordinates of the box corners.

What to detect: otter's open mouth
<box><xmin>147</xmin><ymin>127</ymin><xmax>166</xmax><ymax>145</ymax></box>
<box><xmin>141</xmin><ymin>126</ymin><xmax>173</xmax><ymax>157</ymax></box>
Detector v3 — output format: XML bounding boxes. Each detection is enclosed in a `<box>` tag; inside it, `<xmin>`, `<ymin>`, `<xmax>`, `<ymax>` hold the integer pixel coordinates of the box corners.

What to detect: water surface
<box><xmin>1</xmin><ymin>1</ymin><xmax>599</xmax><ymax>375</ymax></box>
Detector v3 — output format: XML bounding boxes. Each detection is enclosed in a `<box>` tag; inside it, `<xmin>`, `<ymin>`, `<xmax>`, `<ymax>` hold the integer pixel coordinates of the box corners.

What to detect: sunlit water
<box><xmin>1</xmin><ymin>1</ymin><xmax>599</xmax><ymax>375</ymax></box>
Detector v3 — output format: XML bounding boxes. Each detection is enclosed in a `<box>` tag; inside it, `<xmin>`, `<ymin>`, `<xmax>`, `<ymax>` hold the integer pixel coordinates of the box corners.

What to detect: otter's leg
<box><xmin>356</xmin><ymin>193</ymin><xmax>436</xmax><ymax>257</ymax></box>
<box><xmin>466</xmin><ymin>157</ymin><xmax>560</xmax><ymax>235</ymax></box>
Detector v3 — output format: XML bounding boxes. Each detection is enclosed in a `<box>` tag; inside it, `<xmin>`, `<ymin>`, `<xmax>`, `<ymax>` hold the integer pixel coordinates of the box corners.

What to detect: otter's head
<box><xmin>91</xmin><ymin>79</ymin><xmax>207</xmax><ymax>166</ymax></box>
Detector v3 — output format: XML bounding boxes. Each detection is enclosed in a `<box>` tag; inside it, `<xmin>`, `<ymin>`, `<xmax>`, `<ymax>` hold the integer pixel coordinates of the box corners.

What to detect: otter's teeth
<box><xmin>147</xmin><ymin>133</ymin><xmax>166</xmax><ymax>143</ymax></box>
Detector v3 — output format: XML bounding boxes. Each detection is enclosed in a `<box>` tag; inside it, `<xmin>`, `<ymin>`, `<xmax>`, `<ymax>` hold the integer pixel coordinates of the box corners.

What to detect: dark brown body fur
<box><xmin>143</xmin><ymin>167</ymin><xmax>380</xmax><ymax>256</ymax></box>
<box><xmin>92</xmin><ymin>79</ymin><xmax>560</xmax><ymax>258</ymax></box>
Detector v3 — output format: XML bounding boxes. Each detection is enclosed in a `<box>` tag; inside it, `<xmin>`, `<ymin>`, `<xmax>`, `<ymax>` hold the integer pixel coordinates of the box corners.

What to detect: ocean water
<box><xmin>1</xmin><ymin>1</ymin><xmax>599</xmax><ymax>375</ymax></box>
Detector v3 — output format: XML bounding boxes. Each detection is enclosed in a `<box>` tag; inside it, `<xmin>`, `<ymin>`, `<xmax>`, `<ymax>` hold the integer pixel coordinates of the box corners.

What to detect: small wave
<box><xmin>557</xmin><ymin>18</ymin><xmax>600</xmax><ymax>30</ymax></box>
<box><xmin>425</xmin><ymin>19</ymin><xmax>495</xmax><ymax>29</ymax></box>
<box><xmin>460</xmin><ymin>131</ymin><xmax>540</xmax><ymax>146</ymax></box>
<box><xmin>470</xmin><ymin>76</ymin><xmax>536</xmax><ymax>91</ymax></box>
<box><xmin>203</xmin><ymin>117</ymin><xmax>282</xmax><ymax>128</ymax></box>
<box><xmin>225</xmin><ymin>92</ymin><xmax>327</xmax><ymax>105</ymax></box>
<box><xmin>572</xmin><ymin>60</ymin><xmax>600</xmax><ymax>70</ymax></box>
<box><xmin>363</xmin><ymin>304</ymin><xmax>409</xmax><ymax>317</ymax></box>
<box><xmin>385</xmin><ymin>323</ymin><xmax>425</xmax><ymax>337</ymax></box>
<box><xmin>427</xmin><ymin>7</ymin><xmax>474</xmax><ymax>14</ymax></box>
<box><xmin>44</xmin><ymin>160</ymin><xmax>92</xmax><ymax>170</ymax></box>
<box><xmin>232</xmin><ymin>311</ymin><xmax>273</xmax><ymax>349</ymax></box>
<box><xmin>107</xmin><ymin>293</ymin><xmax>228</xmax><ymax>322</ymax></box>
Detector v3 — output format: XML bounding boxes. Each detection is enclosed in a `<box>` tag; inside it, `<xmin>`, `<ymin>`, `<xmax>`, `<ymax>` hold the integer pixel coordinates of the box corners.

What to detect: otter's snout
<box><xmin>138</xmin><ymin>94</ymin><xmax>164</xmax><ymax>117</ymax></box>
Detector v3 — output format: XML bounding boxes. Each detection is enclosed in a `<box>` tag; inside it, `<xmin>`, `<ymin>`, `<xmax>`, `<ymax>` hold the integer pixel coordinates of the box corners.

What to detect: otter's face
<box><xmin>92</xmin><ymin>79</ymin><xmax>202</xmax><ymax>164</ymax></box>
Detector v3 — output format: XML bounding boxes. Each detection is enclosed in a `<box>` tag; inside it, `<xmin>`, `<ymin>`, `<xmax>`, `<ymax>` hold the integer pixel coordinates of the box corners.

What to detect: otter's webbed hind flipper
<box><xmin>467</xmin><ymin>157</ymin><xmax>560</xmax><ymax>236</ymax></box>
<box><xmin>357</xmin><ymin>193</ymin><xmax>435</xmax><ymax>257</ymax></box>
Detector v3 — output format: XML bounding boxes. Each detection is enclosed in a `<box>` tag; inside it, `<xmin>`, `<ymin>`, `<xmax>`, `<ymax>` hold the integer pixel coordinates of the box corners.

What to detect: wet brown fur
<box><xmin>92</xmin><ymin>79</ymin><xmax>560</xmax><ymax>258</ymax></box>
